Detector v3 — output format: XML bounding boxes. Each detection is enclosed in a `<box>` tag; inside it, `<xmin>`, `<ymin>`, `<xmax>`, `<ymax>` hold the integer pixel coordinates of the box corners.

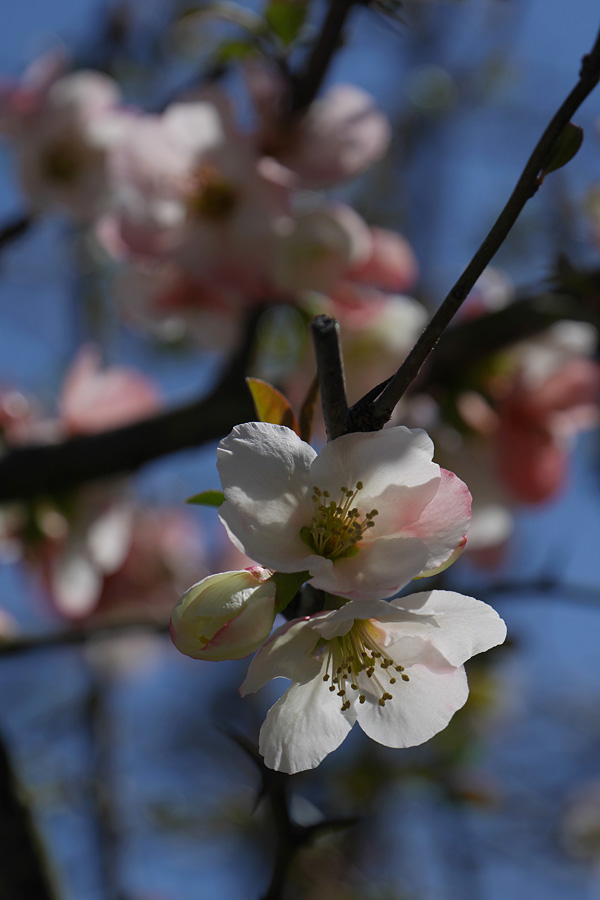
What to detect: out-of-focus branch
<box><xmin>311</xmin><ymin>314</ymin><xmax>350</xmax><ymax>440</ymax></box>
<box><xmin>0</xmin><ymin>617</ymin><xmax>169</xmax><ymax>656</ymax></box>
<box><xmin>0</xmin><ymin>311</ymin><xmax>260</xmax><ymax>503</ymax></box>
<box><xmin>289</xmin><ymin>0</ymin><xmax>359</xmax><ymax>114</ymax></box>
<box><xmin>229</xmin><ymin>731</ymin><xmax>355</xmax><ymax>900</ymax></box>
<box><xmin>350</xmin><ymin>24</ymin><xmax>600</xmax><ymax>430</ymax></box>
<box><xmin>0</xmin><ymin>213</ymin><xmax>33</xmax><ymax>252</ymax></box>
<box><xmin>417</xmin><ymin>290</ymin><xmax>598</xmax><ymax>392</ymax></box>
<box><xmin>0</xmin><ymin>727</ymin><xmax>60</xmax><ymax>900</ymax></box>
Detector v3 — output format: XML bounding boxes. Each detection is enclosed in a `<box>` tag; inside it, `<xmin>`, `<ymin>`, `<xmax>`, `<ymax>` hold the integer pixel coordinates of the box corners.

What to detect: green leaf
<box><xmin>218</xmin><ymin>38</ymin><xmax>256</xmax><ymax>61</ymax></box>
<box><xmin>299</xmin><ymin>526</ymin><xmax>316</xmax><ymax>551</ymax></box>
<box><xmin>271</xmin><ymin>570</ymin><xmax>311</xmax><ymax>613</ymax></box>
<box><xmin>186</xmin><ymin>490</ymin><xmax>225</xmax><ymax>507</ymax></box>
<box><xmin>246</xmin><ymin>377</ymin><xmax>300</xmax><ymax>434</ymax></box>
<box><xmin>542</xmin><ymin>122</ymin><xmax>584</xmax><ymax>177</ymax></box>
<box><xmin>264</xmin><ymin>0</ymin><xmax>307</xmax><ymax>44</ymax></box>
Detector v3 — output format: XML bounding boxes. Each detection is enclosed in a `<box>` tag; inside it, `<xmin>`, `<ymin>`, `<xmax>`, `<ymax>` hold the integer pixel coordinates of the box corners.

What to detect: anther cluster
<box><xmin>301</xmin><ymin>482</ymin><xmax>379</xmax><ymax>560</ymax></box>
<box><xmin>321</xmin><ymin>619</ymin><xmax>410</xmax><ymax>711</ymax></box>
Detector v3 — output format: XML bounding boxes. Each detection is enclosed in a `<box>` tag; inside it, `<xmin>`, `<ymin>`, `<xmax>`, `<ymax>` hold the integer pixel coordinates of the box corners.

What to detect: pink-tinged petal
<box><xmin>387</xmin><ymin>590</ymin><xmax>507</xmax><ymax>668</ymax></box>
<box><xmin>60</xmin><ymin>345</ymin><xmax>161</xmax><ymax>435</ymax></box>
<box><xmin>307</xmin><ymin>535</ymin><xmax>429</xmax><ymax>601</ymax></box>
<box><xmin>357</xmin><ymin>664</ymin><xmax>469</xmax><ymax>748</ymax></box>
<box><xmin>414</xmin><ymin>537</ymin><xmax>467</xmax><ymax>579</ymax></box>
<box><xmin>259</xmin><ymin>675</ymin><xmax>357</xmax><ymax>773</ymax></box>
<box><xmin>400</xmin><ymin>469</ymin><xmax>471</xmax><ymax>571</ymax></box>
<box><xmin>240</xmin><ymin>615</ymin><xmax>323</xmax><ymax>695</ymax></box>
<box><xmin>170</xmin><ymin>569</ymin><xmax>276</xmax><ymax>662</ymax></box>
<box><xmin>346</xmin><ymin>227</ymin><xmax>419</xmax><ymax>292</ymax></box>
<box><xmin>217</xmin><ymin>423</ymin><xmax>316</xmax><ymax>571</ymax></box>
<box><xmin>276</xmin><ymin>85</ymin><xmax>391</xmax><ymax>189</ymax></box>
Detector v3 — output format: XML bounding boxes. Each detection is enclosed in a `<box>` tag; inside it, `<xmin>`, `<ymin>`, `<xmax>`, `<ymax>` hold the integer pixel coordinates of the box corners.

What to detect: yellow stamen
<box><xmin>300</xmin><ymin>482</ymin><xmax>379</xmax><ymax>560</ymax></box>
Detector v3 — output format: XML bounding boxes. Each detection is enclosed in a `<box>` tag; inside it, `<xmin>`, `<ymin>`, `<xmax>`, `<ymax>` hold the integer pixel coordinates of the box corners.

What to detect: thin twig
<box><xmin>289</xmin><ymin>0</ymin><xmax>359</xmax><ymax>114</ymax></box>
<box><xmin>350</xmin><ymin>24</ymin><xmax>600</xmax><ymax>430</ymax></box>
<box><xmin>311</xmin><ymin>315</ymin><xmax>351</xmax><ymax>440</ymax></box>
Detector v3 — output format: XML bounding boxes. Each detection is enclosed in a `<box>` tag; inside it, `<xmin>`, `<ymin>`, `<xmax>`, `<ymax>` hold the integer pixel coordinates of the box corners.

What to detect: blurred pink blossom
<box><xmin>59</xmin><ymin>344</ymin><xmax>161</xmax><ymax>435</ymax></box>
<box><xmin>496</xmin><ymin>357</ymin><xmax>600</xmax><ymax>503</ymax></box>
<box><xmin>247</xmin><ymin>62</ymin><xmax>391</xmax><ymax>188</ymax></box>
<box><xmin>102</xmin><ymin>93</ymin><xmax>290</xmax><ymax>295</ymax></box>
<box><xmin>0</xmin><ymin>56</ymin><xmax>127</xmax><ymax>217</ymax></box>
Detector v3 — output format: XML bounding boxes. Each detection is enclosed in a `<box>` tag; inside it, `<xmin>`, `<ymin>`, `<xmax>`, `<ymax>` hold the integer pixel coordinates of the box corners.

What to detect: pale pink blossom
<box><xmin>90</xmin><ymin>506</ymin><xmax>207</xmax><ymax>622</ymax></box>
<box><xmin>496</xmin><ymin>357</ymin><xmax>600</xmax><ymax>503</ymax></box>
<box><xmin>274</xmin><ymin>85</ymin><xmax>391</xmax><ymax>188</ymax></box>
<box><xmin>241</xmin><ymin>590</ymin><xmax>506</xmax><ymax>772</ymax></box>
<box><xmin>103</xmin><ymin>95</ymin><xmax>290</xmax><ymax>294</ymax></box>
<box><xmin>217</xmin><ymin>422</ymin><xmax>471</xmax><ymax>601</ymax></box>
<box><xmin>246</xmin><ymin>63</ymin><xmax>391</xmax><ymax>188</ymax></box>
<box><xmin>112</xmin><ymin>260</ymin><xmax>243</xmax><ymax>350</ymax></box>
<box><xmin>170</xmin><ymin>567</ymin><xmax>278</xmax><ymax>661</ymax></box>
<box><xmin>269</xmin><ymin>203</ymin><xmax>371</xmax><ymax>295</ymax></box>
<box><xmin>1</xmin><ymin>63</ymin><xmax>126</xmax><ymax>217</ymax></box>
<box><xmin>60</xmin><ymin>344</ymin><xmax>161</xmax><ymax>435</ymax></box>
<box><xmin>36</xmin><ymin>484</ymin><xmax>135</xmax><ymax>619</ymax></box>
<box><xmin>344</xmin><ymin>227</ymin><xmax>419</xmax><ymax>294</ymax></box>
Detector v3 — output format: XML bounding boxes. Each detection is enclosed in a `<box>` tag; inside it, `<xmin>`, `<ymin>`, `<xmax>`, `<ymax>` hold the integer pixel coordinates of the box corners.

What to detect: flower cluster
<box><xmin>171</xmin><ymin>422</ymin><xmax>506</xmax><ymax>773</ymax></box>
<box><xmin>0</xmin><ymin>53</ymin><xmax>418</xmax><ymax>352</ymax></box>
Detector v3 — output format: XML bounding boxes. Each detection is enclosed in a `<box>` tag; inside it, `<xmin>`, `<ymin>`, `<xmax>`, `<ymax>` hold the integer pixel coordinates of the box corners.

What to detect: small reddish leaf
<box><xmin>246</xmin><ymin>377</ymin><xmax>300</xmax><ymax>434</ymax></box>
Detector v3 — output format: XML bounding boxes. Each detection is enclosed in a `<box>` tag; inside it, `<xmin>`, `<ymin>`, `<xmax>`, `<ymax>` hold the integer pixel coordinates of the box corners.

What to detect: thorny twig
<box><xmin>349</xmin><ymin>24</ymin><xmax>600</xmax><ymax>431</ymax></box>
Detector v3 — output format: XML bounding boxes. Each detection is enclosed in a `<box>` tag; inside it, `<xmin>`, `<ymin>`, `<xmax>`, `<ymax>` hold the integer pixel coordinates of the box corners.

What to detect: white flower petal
<box><xmin>87</xmin><ymin>503</ymin><xmax>133</xmax><ymax>574</ymax></box>
<box><xmin>52</xmin><ymin>549</ymin><xmax>101</xmax><ymax>618</ymax></box>
<box><xmin>240</xmin><ymin>615</ymin><xmax>322</xmax><ymax>695</ymax></box>
<box><xmin>388</xmin><ymin>590</ymin><xmax>507</xmax><ymax>668</ymax></box>
<box><xmin>357</xmin><ymin>664</ymin><xmax>469</xmax><ymax>748</ymax></box>
<box><xmin>259</xmin><ymin>675</ymin><xmax>356</xmax><ymax>773</ymax></box>
<box><xmin>400</xmin><ymin>469</ymin><xmax>472</xmax><ymax>571</ymax></box>
<box><xmin>307</xmin><ymin>535</ymin><xmax>429</xmax><ymax>601</ymax></box>
<box><xmin>309</xmin><ymin>426</ymin><xmax>437</xmax><ymax>501</ymax></box>
<box><xmin>313</xmin><ymin>599</ymin><xmax>435</xmax><ymax>640</ymax></box>
<box><xmin>218</xmin><ymin>422</ymin><xmax>315</xmax><ymax>570</ymax></box>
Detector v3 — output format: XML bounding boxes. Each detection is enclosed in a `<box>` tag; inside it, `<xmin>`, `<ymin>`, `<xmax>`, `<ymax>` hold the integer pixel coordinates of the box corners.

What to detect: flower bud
<box><xmin>170</xmin><ymin>567</ymin><xmax>277</xmax><ymax>661</ymax></box>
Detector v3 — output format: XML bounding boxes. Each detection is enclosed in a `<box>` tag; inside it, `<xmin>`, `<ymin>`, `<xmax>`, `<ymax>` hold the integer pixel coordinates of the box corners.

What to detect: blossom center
<box><xmin>186</xmin><ymin>164</ymin><xmax>238</xmax><ymax>221</ymax></box>
<box><xmin>42</xmin><ymin>137</ymin><xmax>88</xmax><ymax>184</ymax></box>
<box><xmin>320</xmin><ymin>619</ymin><xmax>409</xmax><ymax>711</ymax></box>
<box><xmin>299</xmin><ymin>482</ymin><xmax>378</xmax><ymax>560</ymax></box>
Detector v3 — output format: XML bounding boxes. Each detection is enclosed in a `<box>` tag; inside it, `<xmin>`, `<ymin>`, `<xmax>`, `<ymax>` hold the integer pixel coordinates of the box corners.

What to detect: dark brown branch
<box><xmin>289</xmin><ymin>0</ymin><xmax>359</xmax><ymax>114</ymax></box>
<box><xmin>0</xmin><ymin>617</ymin><xmax>169</xmax><ymax>656</ymax></box>
<box><xmin>350</xmin><ymin>24</ymin><xmax>600</xmax><ymax>430</ymax></box>
<box><xmin>418</xmin><ymin>290</ymin><xmax>598</xmax><ymax>391</ymax></box>
<box><xmin>0</xmin><ymin>727</ymin><xmax>60</xmax><ymax>900</ymax></box>
<box><xmin>0</xmin><ymin>312</ymin><xmax>260</xmax><ymax>503</ymax></box>
<box><xmin>311</xmin><ymin>314</ymin><xmax>351</xmax><ymax>440</ymax></box>
<box><xmin>0</xmin><ymin>213</ymin><xmax>33</xmax><ymax>252</ymax></box>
